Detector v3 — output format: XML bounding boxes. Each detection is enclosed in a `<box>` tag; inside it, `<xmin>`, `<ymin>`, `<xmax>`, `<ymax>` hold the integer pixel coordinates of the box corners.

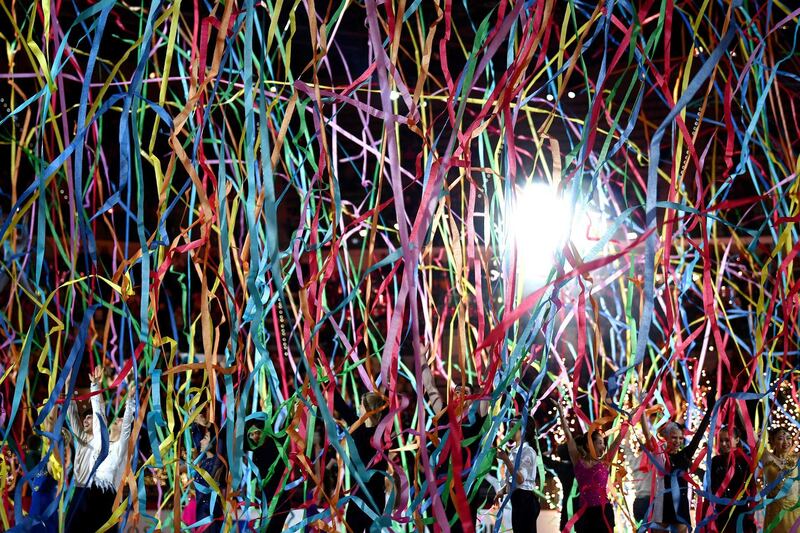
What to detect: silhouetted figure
<box><xmin>542</xmin><ymin>443</ymin><xmax>578</xmax><ymax>532</ymax></box>
<box><xmin>422</xmin><ymin>361</ymin><xmax>490</xmax><ymax>533</ymax></box>
<box><xmin>244</xmin><ymin>417</ymin><xmax>292</xmax><ymax>533</ymax></box>
<box><xmin>191</xmin><ymin>424</ymin><xmax>225</xmax><ymax>533</ymax></box>
<box><xmin>710</xmin><ymin>426</ymin><xmax>755</xmax><ymax>532</ymax></box>
<box><xmin>333</xmin><ymin>388</ymin><xmax>388</xmax><ymax>533</ymax></box>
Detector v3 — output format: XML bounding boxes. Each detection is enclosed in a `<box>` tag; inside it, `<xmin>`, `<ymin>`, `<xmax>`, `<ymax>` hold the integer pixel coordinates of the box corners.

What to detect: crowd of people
<box><xmin>3</xmin><ymin>357</ymin><xmax>799</xmax><ymax>533</ymax></box>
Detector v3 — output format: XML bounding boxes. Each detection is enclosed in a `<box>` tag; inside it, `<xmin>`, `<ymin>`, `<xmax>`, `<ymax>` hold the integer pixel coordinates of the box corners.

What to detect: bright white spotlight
<box><xmin>509</xmin><ymin>184</ymin><xmax>606</xmax><ymax>284</ymax></box>
<box><xmin>509</xmin><ymin>184</ymin><xmax>570</xmax><ymax>281</ymax></box>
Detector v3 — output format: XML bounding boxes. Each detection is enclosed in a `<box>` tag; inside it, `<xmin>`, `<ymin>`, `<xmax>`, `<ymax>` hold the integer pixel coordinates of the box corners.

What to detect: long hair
<box><xmin>768</xmin><ymin>427</ymin><xmax>791</xmax><ymax>447</ymax></box>
<box><xmin>661</xmin><ymin>422</ymin><xmax>682</xmax><ymax>437</ymax></box>
<box><xmin>522</xmin><ymin>417</ymin><xmax>538</xmax><ymax>447</ymax></box>
<box><xmin>575</xmin><ymin>430</ymin><xmax>602</xmax><ymax>457</ymax></box>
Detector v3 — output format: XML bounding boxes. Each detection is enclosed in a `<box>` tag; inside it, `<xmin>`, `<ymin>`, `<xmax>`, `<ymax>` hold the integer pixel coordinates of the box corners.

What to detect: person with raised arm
<box><xmin>65</xmin><ymin>365</ymin><xmax>106</xmax><ymax>532</ymax></box>
<box><xmin>85</xmin><ymin>377</ymin><xmax>136</xmax><ymax>533</ymax></box>
<box><xmin>556</xmin><ymin>399</ymin><xmax>626</xmax><ymax>533</ymax></box>
<box><xmin>332</xmin><ymin>384</ymin><xmax>389</xmax><ymax>533</ymax></box>
<box><xmin>633</xmin><ymin>403</ymin><xmax>668</xmax><ymax>530</ymax></box>
<box><xmin>656</xmin><ymin>402</ymin><xmax>714</xmax><ymax>533</ymax></box>
<box><xmin>496</xmin><ymin>417</ymin><xmax>541</xmax><ymax>533</ymax></box>
<box><xmin>244</xmin><ymin>416</ymin><xmax>292</xmax><ymax>533</ymax></box>
<box><xmin>422</xmin><ymin>352</ymin><xmax>491</xmax><ymax>533</ymax></box>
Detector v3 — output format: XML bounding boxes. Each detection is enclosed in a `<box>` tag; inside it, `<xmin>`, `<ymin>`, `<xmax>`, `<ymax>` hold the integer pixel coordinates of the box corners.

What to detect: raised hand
<box><xmin>555</xmin><ymin>400</ymin><xmax>566</xmax><ymax>419</ymax></box>
<box><xmin>89</xmin><ymin>366</ymin><xmax>103</xmax><ymax>385</ymax></box>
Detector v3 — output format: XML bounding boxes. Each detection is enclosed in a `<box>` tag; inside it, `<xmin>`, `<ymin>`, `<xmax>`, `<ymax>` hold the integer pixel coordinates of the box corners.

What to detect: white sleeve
<box><xmin>89</xmin><ymin>382</ymin><xmax>106</xmax><ymax>446</ymax></box>
<box><xmin>518</xmin><ymin>445</ymin><xmax>537</xmax><ymax>485</ymax></box>
<box><xmin>67</xmin><ymin>402</ymin><xmax>90</xmax><ymax>445</ymax></box>
<box><xmin>112</xmin><ymin>396</ymin><xmax>136</xmax><ymax>488</ymax></box>
<box><xmin>119</xmin><ymin>394</ymin><xmax>136</xmax><ymax>443</ymax></box>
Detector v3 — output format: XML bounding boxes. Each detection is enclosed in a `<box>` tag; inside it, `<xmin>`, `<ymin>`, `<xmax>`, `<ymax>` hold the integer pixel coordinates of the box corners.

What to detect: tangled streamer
<box><xmin>1</xmin><ymin>0</ymin><xmax>799</xmax><ymax>531</ymax></box>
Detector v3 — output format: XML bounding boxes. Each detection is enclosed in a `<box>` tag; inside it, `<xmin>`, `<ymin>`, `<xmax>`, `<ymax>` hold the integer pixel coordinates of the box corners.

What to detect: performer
<box><xmin>84</xmin><ymin>380</ymin><xmax>136</xmax><ymax>533</ymax></box>
<box><xmin>656</xmin><ymin>408</ymin><xmax>713</xmax><ymax>533</ymax></box>
<box><xmin>244</xmin><ymin>417</ymin><xmax>292</xmax><ymax>533</ymax></box>
<box><xmin>27</xmin><ymin>408</ymin><xmax>69</xmax><ymax>533</ymax></box>
<box><xmin>422</xmin><ymin>358</ymin><xmax>491</xmax><ymax>533</ymax></box>
<box><xmin>541</xmin><ymin>443</ymin><xmax>578</xmax><ymax>532</ymax></box>
<box><xmin>556</xmin><ymin>401</ymin><xmax>625</xmax><ymax>533</ymax></box>
<box><xmin>762</xmin><ymin>427</ymin><xmax>800</xmax><ymax>532</ymax></box>
<box><xmin>191</xmin><ymin>423</ymin><xmax>226</xmax><ymax>533</ymax></box>
<box><xmin>632</xmin><ymin>449</ymin><xmax>655</xmax><ymax>527</ymax></box>
<box><xmin>333</xmin><ymin>386</ymin><xmax>389</xmax><ymax>533</ymax></box>
<box><xmin>65</xmin><ymin>366</ymin><xmax>105</xmax><ymax>532</ymax></box>
<box><xmin>710</xmin><ymin>425</ymin><xmax>756</xmax><ymax>532</ymax></box>
<box><xmin>636</xmin><ymin>406</ymin><xmax>668</xmax><ymax>529</ymax></box>
<box><xmin>496</xmin><ymin>417</ymin><xmax>540</xmax><ymax>533</ymax></box>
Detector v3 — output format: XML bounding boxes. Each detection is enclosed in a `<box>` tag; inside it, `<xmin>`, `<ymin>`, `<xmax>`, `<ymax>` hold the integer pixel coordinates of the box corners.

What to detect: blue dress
<box><xmin>29</xmin><ymin>470</ymin><xmax>58</xmax><ymax>533</ymax></box>
<box><xmin>194</xmin><ymin>455</ymin><xmax>223</xmax><ymax>532</ymax></box>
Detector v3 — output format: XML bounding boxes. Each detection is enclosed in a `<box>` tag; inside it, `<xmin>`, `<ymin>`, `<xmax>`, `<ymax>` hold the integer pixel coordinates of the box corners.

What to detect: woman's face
<box><xmin>248</xmin><ymin>428</ymin><xmax>262</xmax><ymax>445</ymax></box>
<box><xmin>591</xmin><ymin>434</ymin><xmax>606</xmax><ymax>458</ymax></box>
<box><xmin>666</xmin><ymin>428</ymin><xmax>684</xmax><ymax>452</ymax></box>
<box><xmin>453</xmin><ymin>386</ymin><xmax>473</xmax><ymax>417</ymax></box>
<box><xmin>717</xmin><ymin>429</ymin><xmax>738</xmax><ymax>455</ymax></box>
<box><xmin>771</xmin><ymin>430</ymin><xmax>792</xmax><ymax>456</ymax></box>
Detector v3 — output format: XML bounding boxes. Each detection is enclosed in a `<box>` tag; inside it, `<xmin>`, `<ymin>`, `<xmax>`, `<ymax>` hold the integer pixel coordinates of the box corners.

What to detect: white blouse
<box><xmin>510</xmin><ymin>442</ymin><xmax>538</xmax><ymax>492</ymax></box>
<box><xmin>67</xmin><ymin>383</ymin><xmax>105</xmax><ymax>487</ymax></box>
<box><xmin>93</xmin><ymin>394</ymin><xmax>135</xmax><ymax>491</ymax></box>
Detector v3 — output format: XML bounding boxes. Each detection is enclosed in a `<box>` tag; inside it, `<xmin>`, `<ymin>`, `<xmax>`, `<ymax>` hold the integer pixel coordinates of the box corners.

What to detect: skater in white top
<box><xmin>88</xmin><ymin>377</ymin><xmax>135</xmax><ymax>533</ymax></box>
<box><xmin>497</xmin><ymin>417</ymin><xmax>541</xmax><ymax>533</ymax></box>
<box><xmin>65</xmin><ymin>366</ymin><xmax>106</xmax><ymax>531</ymax></box>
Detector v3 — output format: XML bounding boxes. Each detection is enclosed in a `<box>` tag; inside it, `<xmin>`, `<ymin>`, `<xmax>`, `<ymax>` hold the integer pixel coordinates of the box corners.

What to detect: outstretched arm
<box><xmin>497</xmin><ymin>449</ymin><xmax>525</xmax><ymax>484</ymax></box>
<box><xmin>640</xmin><ymin>408</ymin><xmax>654</xmax><ymax>444</ymax></box>
<box><xmin>601</xmin><ymin>397</ymin><xmax>629</xmax><ymax>456</ymax></box>
<box><xmin>556</xmin><ymin>402</ymin><xmax>580</xmax><ymax>464</ymax></box>
<box><xmin>632</xmin><ymin>382</ymin><xmax>657</xmax><ymax>445</ymax></box>
<box><xmin>67</xmin><ymin>402</ymin><xmax>90</xmax><ymax>445</ymax></box>
<box><xmin>606</xmin><ymin>422</ymin><xmax>629</xmax><ymax>460</ymax></box>
<box><xmin>89</xmin><ymin>367</ymin><xmax>106</xmax><ymax>446</ymax></box>
<box><xmin>421</xmin><ymin>358</ymin><xmax>444</xmax><ymax>414</ymax></box>
<box><xmin>119</xmin><ymin>387</ymin><xmax>136</xmax><ymax>443</ymax></box>
<box><xmin>685</xmin><ymin>402</ymin><xmax>714</xmax><ymax>457</ymax></box>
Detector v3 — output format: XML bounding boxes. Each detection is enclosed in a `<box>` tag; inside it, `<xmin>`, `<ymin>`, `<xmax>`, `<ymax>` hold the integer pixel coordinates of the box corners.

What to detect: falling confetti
<box><xmin>0</xmin><ymin>0</ymin><xmax>799</xmax><ymax>531</ymax></box>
